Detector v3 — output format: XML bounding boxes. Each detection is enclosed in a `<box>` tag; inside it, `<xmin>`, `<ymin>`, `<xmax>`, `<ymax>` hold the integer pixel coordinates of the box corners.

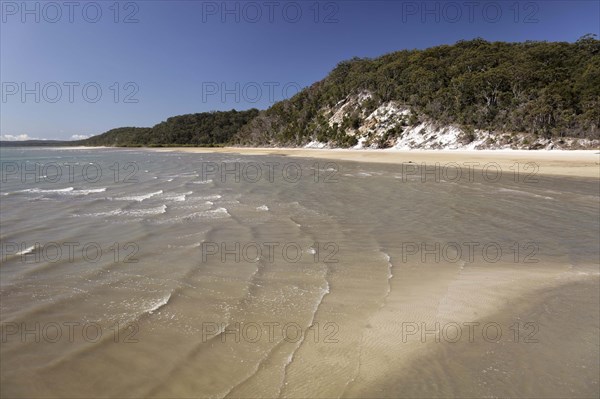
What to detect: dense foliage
<box><xmin>80</xmin><ymin>109</ymin><xmax>259</xmax><ymax>147</ymax></box>
<box><xmin>81</xmin><ymin>127</ymin><xmax>151</xmax><ymax>146</ymax></box>
<box><xmin>234</xmin><ymin>36</ymin><xmax>600</xmax><ymax>146</ymax></box>
<box><xmin>0</xmin><ymin>140</ymin><xmax>73</xmax><ymax>147</ymax></box>
<box><xmin>14</xmin><ymin>37</ymin><xmax>596</xmax><ymax>148</ymax></box>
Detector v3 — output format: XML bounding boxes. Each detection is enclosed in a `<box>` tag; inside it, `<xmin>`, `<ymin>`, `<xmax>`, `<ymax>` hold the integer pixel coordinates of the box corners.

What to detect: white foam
<box><xmin>172</xmin><ymin>206</ymin><xmax>230</xmax><ymax>221</ymax></box>
<box><xmin>164</xmin><ymin>192</ymin><xmax>192</xmax><ymax>202</ymax></box>
<box><xmin>147</xmin><ymin>293</ymin><xmax>172</xmax><ymax>314</ymax></box>
<box><xmin>171</xmin><ymin>194</ymin><xmax>187</xmax><ymax>202</ymax></box>
<box><xmin>73</xmin><ymin>188</ymin><xmax>107</xmax><ymax>195</ymax></box>
<box><xmin>20</xmin><ymin>187</ymin><xmax>74</xmax><ymax>194</ymax></box>
<box><xmin>78</xmin><ymin>204</ymin><xmax>167</xmax><ymax>218</ymax></box>
<box><xmin>256</xmin><ymin>205</ymin><xmax>269</xmax><ymax>211</ymax></box>
<box><xmin>124</xmin><ymin>204</ymin><xmax>167</xmax><ymax>216</ymax></box>
<box><xmin>16</xmin><ymin>245</ymin><xmax>35</xmax><ymax>255</ymax></box>
<box><xmin>198</xmin><ymin>194</ymin><xmax>222</xmax><ymax>200</ymax></box>
<box><xmin>79</xmin><ymin>209</ymin><xmax>123</xmax><ymax>217</ymax></box>
<box><xmin>210</xmin><ymin>207</ymin><xmax>229</xmax><ymax>216</ymax></box>
<box><xmin>115</xmin><ymin>190</ymin><xmax>163</xmax><ymax>202</ymax></box>
<box><xmin>19</xmin><ymin>187</ymin><xmax>108</xmax><ymax>196</ymax></box>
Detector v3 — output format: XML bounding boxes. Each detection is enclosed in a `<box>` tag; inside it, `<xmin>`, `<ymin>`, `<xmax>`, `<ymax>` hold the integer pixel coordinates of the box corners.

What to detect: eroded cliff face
<box><xmin>302</xmin><ymin>91</ymin><xmax>599</xmax><ymax>150</ymax></box>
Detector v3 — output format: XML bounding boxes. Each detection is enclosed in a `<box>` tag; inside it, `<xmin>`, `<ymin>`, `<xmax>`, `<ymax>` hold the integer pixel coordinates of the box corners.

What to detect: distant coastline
<box><xmin>6</xmin><ymin>38</ymin><xmax>598</xmax><ymax>151</ymax></box>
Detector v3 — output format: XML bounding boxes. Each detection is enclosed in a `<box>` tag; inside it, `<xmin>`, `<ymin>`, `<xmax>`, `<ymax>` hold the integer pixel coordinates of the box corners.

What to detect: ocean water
<box><xmin>0</xmin><ymin>147</ymin><xmax>598</xmax><ymax>398</ymax></box>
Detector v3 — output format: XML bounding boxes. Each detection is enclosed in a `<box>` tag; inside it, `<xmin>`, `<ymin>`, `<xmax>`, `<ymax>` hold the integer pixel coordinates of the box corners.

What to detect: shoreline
<box><xmin>5</xmin><ymin>145</ymin><xmax>598</xmax><ymax>178</ymax></box>
<box><xmin>149</xmin><ymin>147</ymin><xmax>600</xmax><ymax>179</ymax></box>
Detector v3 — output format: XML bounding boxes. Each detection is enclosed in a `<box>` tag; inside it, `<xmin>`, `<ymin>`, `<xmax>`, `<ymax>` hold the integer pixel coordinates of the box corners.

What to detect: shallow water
<box><xmin>1</xmin><ymin>147</ymin><xmax>598</xmax><ymax>398</ymax></box>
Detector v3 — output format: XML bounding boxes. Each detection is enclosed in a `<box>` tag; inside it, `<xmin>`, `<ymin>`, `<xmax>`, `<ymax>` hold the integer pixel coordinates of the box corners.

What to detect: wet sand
<box><xmin>152</xmin><ymin>148</ymin><xmax>600</xmax><ymax>178</ymax></box>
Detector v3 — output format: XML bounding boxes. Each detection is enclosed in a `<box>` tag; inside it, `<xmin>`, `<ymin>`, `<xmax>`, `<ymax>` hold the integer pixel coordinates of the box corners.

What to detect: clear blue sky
<box><xmin>1</xmin><ymin>0</ymin><xmax>599</xmax><ymax>140</ymax></box>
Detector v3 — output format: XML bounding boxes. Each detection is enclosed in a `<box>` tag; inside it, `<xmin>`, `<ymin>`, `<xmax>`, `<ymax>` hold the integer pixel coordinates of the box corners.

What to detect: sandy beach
<box><xmin>151</xmin><ymin>148</ymin><xmax>600</xmax><ymax>179</ymax></box>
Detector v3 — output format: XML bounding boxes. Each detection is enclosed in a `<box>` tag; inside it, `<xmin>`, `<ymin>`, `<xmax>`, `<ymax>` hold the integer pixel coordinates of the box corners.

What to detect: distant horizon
<box><xmin>2</xmin><ymin>0</ymin><xmax>599</xmax><ymax>140</ymax></box>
